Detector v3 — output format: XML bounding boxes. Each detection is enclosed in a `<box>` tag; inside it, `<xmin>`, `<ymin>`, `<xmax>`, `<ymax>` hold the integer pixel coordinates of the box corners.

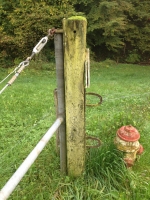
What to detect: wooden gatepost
<box><xmin>55</xmin><ymin>16</ymin><xmax>87</xmax><ymax>176</ymax></box>
<box><xmin>63</xmin><ymin>16</ymin><xmax>87</xmax><ymax>176</ymax></box>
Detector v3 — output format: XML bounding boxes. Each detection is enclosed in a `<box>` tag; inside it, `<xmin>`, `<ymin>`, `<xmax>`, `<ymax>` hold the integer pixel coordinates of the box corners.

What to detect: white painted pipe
<box><xmin>0</xmin><ymin>84</ymin><xmax>8</xmax><ymax>95</ymax></box>
<box><xmin>0</xmin><ymin>117</ymin><xmax>63</xmax><ymax>200</ymax></box>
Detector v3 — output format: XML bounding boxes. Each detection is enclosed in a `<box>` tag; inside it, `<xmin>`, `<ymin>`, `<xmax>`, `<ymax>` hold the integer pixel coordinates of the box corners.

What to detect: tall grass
<box><xmin>0</xmin><ymin>61</ymin><xmax>150</xmax><ymax>199</ymax></box>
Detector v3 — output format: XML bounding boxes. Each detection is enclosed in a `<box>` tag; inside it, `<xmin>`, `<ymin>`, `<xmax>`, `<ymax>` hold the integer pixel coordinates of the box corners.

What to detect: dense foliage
<box><xmin>0</xmin><ymin>0</ymin><xmax>150</xmax><ymax>67</ymax></box>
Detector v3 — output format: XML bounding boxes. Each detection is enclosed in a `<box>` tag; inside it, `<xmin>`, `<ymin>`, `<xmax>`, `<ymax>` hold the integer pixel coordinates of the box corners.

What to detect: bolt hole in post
<box><xmin>73</xmin><ymin>30</ymin><xmax>76</xmax><ymax>33</ymax></box>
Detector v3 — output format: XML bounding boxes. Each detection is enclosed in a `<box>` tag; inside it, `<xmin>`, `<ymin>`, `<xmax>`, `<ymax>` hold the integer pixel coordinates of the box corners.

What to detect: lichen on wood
<box><xmin>63</xmin><ymin>16</ymin><xmax>87</xmax><ymax>176</ymax></box>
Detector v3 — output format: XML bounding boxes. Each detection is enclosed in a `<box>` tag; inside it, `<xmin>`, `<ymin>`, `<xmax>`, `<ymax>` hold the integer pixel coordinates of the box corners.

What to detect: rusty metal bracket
<box><xmin>86</xmin><ymin>92</ymin><xmax>102</xmax><ymax>107</ymax></box>
<box><xmin>48</xmin><ymin>28</ymin><xmax>63</xmax><ymax>38</ymax></box>
<box><xmin>86</xmin><ymin>136</ymin><xmax>102</xmax><ymax>148</ymax></box>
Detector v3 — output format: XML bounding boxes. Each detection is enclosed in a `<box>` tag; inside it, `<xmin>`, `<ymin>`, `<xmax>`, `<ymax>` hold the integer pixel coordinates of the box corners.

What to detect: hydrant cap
<box><xmin>117</xmin><ymin>125</ymin><xmax>140</xmax><ymax>142</ymax></box>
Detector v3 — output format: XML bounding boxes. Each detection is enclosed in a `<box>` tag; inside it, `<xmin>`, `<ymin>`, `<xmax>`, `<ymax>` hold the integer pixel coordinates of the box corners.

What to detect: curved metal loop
<box><xmin>86</xmin><ymin>92</ymin><xmax>102</xmax><ymax>107</ymax></box>
<box><xmin>17</xmin><ymin>60</ymin><xmax>29</xmax><ymax>70</ymax></box>
<box><xmin>0</xmin><ymin>61</ymin><xmax>29</xmax><ymax>85</ymax></box>
<box><xmin>86</xmin><ymin>136</ymin><xmax>102</xmax><ymax>148</ymax></box>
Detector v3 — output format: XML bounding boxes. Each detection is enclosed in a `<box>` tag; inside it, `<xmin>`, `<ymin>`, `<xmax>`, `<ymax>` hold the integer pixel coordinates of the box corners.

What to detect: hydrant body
<box><xmin>114</xmin><ymin>125</ymin><xmax>144</xmax><ymax>167</ymax></box>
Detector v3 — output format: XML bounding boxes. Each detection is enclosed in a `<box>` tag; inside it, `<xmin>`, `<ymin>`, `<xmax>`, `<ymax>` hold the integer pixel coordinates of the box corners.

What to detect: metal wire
<box><xmin>0</xmin><ymin>31</ymin><xmax>51</xmax><ymax>95</ymax></box>
<box><xmin>0</xmin><ymin>61</ymin><xmax>29</xmax><ymax>85</ymax></box>
<box><xmin>0</xmin><ymin>70</ymin><xmax>16</xmax><ymax>85</ymax></box>
<box><xmin>0</xmin><ymin>117</ymin><xmax>63</xmax><ymax>200</ymax></box>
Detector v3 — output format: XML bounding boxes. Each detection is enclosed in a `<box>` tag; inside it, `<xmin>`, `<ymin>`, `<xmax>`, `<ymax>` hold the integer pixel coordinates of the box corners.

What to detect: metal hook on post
<box><xmin>86</xmin><ymin>136</ymin><xmax>102</xmax><ymax>148</ymax></box>
<box><xmin>86</xmin><ymin>92</ymin><xmax>102</xmax><ymax>107</ymax></box>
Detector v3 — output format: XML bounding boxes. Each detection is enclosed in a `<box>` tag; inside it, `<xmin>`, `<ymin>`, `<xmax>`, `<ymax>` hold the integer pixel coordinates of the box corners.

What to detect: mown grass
<box><xmin>0</xmin><ymin>61</ymin><xmax>150</xmax><ymax>199</ymax></box>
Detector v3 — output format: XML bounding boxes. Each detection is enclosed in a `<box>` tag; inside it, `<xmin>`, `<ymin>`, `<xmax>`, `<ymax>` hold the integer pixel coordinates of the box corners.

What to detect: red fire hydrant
<box><xmin>114</xmin><ymin>125</ymin><xmax>144</xmax><ymax>167</ymax></box>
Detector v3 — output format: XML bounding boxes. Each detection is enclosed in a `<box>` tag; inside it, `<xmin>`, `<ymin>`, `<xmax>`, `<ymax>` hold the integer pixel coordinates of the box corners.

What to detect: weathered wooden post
<box><xmin>63</xmin><ymin>16</ymin><xmax>87</xmax><ymax>176</ymax></box>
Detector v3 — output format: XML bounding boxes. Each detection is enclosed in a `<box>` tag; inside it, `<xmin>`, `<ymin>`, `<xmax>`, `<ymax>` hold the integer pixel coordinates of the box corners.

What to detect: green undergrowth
<box><xmin>0</xmin><ymin>61</ymin><xmax>150</xmax><ymax>199</ymax></box>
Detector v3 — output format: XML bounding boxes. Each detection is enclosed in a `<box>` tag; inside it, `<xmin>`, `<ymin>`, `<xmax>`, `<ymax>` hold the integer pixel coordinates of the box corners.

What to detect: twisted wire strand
<box><xmin>0</xmin><ymin>33</ymin><xmax>50</xmax><ymax>95</ymax></box>
<box><xmin>0</xmin><ymin>70</ymin><xmax>15</xmax><ymax>84</ymax></box>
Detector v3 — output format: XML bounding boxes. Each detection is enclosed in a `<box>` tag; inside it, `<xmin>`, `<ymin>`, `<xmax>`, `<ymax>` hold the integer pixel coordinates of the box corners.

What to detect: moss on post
<box><xmin>63</xmin><ymin>16</ymin><xmax>87</xmax><ymax>176</ymax></box>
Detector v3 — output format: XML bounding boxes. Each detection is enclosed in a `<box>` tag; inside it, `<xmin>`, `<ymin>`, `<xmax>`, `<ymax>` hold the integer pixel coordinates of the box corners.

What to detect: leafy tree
<box><xmin>74</xmin><ymin>0</ymin><xmax>132</xmax><ymax>61</ymax></box>
<box><xmin>0</xmin><ymin>0</ymin><xmax>150</xmax><ymax>67</ymax></box>
<box><xmin>124</xmin><ymin>0</ymin><xmax>150</xmax><ymax>63</ymax></box>
<box><xmin>0</xmin><ymin>0</ymin><xmax>76</xmax><ymax>67</ymax></box>
<box><xmin>74</xmin><ymin>0</ymin><xmax>150</xmax><ymax>63</ymax></box>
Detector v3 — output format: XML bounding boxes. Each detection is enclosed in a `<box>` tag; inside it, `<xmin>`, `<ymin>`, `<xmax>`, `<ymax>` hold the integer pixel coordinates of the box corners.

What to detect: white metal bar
<box><xmin>0</xmin><ymin>84</ymin><xmax>8</xmax><ymax>95</ymax></box>
<box><xmin>0</xmin><ymin>117</ymin><xmax>63</xmax><ymax>200</ymax></box>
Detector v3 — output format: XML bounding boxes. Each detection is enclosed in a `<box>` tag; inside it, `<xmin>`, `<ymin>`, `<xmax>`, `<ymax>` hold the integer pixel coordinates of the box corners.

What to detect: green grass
<box><xmin>0</xmin><ymin>61</ymin><xmax>150</xmax><ymax>199</ymax></box>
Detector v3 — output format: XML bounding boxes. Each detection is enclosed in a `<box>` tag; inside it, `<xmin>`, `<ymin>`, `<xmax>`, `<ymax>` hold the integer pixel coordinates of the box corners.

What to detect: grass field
<box><xmin>0</xmin><ymin>61</ymin><xmax>150</xmax><ymax>199</ymax></box>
